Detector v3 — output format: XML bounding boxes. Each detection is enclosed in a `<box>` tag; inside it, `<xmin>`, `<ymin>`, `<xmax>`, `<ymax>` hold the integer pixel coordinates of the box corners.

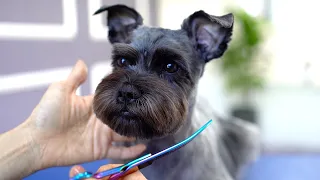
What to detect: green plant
<box><xmin>219</xmin><ymin>7</ymin><xmax>268</xmax><ymax>101</ymax></box>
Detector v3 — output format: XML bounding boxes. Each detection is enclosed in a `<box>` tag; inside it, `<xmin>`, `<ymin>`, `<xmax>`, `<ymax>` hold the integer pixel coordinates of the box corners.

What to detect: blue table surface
<box><xmin>24</xmin><ymin>154</ymin><xmax>320</xmax><ymax>180</ymax></box>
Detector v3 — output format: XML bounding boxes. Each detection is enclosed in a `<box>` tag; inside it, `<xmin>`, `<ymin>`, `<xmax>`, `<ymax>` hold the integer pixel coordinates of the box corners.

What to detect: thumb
<box><xmin>67</xmin><ymin>60</ymin><xmax>88</xmax><ymax>93</ymax></box>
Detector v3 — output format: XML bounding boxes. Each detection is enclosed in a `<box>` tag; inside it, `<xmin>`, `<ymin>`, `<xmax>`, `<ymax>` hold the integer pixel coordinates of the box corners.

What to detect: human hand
<box><xmin>69</xmin><ymin>164</ymin><xmax>147</xmax><ymax>180</ymax></box>
<box><xmin>25</xmin><ymin>60</ymin><xmax>146</xmax><ymax>169</ymax></box>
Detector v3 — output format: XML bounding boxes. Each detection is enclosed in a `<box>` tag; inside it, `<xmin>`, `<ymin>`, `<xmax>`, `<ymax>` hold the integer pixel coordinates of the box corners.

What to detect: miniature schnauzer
<box><xmin>92</xmin><ymin>4</ymin><xmax>260</xmax><ymax>180</ymax></box>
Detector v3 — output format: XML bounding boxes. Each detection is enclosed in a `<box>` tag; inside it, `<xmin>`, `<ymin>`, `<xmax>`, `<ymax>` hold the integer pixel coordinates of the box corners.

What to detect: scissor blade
<box><xmin>125</xmin><ymin>119</ymin><xmax>213</xmax><ymax>171</ymax></box>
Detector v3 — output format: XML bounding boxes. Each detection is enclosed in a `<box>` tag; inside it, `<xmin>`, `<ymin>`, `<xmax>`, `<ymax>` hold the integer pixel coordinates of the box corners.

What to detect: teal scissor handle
<box><xmin>69</xmin><ymin>154</ymin><xmax>151</xmax><ymax>180</ymax></box>
<box><xmin>70</xmin><ymin>119</ymin><xmax>213</xmax><ymax>180</ymax></box>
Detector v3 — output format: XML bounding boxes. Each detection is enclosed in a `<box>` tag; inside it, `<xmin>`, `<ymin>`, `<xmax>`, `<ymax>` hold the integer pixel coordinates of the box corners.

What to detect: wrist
<box><xmin>0</xmin><ymin>119</ymin><xmax>42</xmax><ymax>179</ymax></box>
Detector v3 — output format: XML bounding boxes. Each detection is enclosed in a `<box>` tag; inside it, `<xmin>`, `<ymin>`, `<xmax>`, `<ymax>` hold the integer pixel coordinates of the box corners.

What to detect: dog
<box><xmin>92</xmin><ymin>4</ymin><xmax>260</xmax><ymax>180</ymax></box>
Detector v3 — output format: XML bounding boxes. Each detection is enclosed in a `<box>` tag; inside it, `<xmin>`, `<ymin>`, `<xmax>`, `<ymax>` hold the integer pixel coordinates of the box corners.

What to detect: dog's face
<box><xmin>92</xmin><ymin>4</ymin><xmax>234</xmax><ymax>139</ymax></box>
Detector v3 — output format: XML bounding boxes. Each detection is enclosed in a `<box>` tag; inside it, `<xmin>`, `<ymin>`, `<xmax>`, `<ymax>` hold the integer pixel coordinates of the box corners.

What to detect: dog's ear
<box><xmin>93</xmin><ymin>4</ymin><xmax>143</xmax><ymax>44</ymax></box>
<box><xmin>182</xmin><ymin>10</ymin><xmax>234</xmax><ymax>62</ymax></box>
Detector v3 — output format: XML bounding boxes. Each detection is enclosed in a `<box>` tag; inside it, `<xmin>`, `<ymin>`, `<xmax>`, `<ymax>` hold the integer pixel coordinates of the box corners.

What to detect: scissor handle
<box><xmin>69</xmin><ymin>171</ymin><xmax>93</xmax><ymax>180</ymax></box>
<box><xmin>70</xmin><ymin>119</ymin><xmax>213</xmax><ymax>180</ymax></box>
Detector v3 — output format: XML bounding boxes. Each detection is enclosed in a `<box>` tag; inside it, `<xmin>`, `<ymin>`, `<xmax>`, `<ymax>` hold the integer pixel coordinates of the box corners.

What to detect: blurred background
<box><xmin>0</xmin><ymin>0</ymin><xmax>319</xmax><ymax>179</ymax></box>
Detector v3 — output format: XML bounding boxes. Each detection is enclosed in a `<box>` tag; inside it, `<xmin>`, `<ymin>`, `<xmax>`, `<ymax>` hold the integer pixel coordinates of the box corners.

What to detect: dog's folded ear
<box><xmin>93</xmin><ymin>4</ymin><xmax>143</xmax><ymax>44</ymax></box>
<box><xmin>182</xmin><ymin>11</ymin><xmax>234</xmax><ymax>62</ymax></box>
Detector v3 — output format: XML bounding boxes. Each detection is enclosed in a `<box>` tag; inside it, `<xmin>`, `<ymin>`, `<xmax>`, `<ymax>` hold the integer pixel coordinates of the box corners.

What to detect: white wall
<box><xmin>158</xmin><ymin>0</ymin><xmax>320</xmax><ymax>152</ymax></box>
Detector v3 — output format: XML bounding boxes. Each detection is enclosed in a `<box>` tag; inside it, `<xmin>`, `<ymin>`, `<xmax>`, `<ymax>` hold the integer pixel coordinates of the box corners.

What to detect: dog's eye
<box><xmin>117</xmin><ymin>58</ymin><xmax>133</xmax><ymax>67</ymax></box>
<box><xmin>164</xmin><ymin>62</ymin><xmax>179</xmax><ymax>73</ymax></box>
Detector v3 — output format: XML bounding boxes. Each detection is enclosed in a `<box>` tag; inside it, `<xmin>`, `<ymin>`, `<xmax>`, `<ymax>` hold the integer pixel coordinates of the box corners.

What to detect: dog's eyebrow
<box><xmin>111</xmin><ymin>43</ymin><xmax>140</xmax><ymax>60</ymax></box>
<box><xmin>153</xmin><ymin>48</ymin><xmax>189</xmax><ymax>71</ymax></box>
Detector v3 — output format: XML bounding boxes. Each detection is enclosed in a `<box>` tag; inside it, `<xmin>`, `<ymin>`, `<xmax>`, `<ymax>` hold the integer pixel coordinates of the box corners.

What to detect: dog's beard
<box><xmin>93</xmin><ymin>69</ymin><xmax>188</xmax><ymax>139</ymax></box>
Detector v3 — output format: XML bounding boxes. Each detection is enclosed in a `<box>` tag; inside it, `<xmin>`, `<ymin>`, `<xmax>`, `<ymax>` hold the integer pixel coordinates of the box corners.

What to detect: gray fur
<box><xmin>93</xmin><ymin>4</ymin><xmax>261</xmax><ymax>180</ymax></box>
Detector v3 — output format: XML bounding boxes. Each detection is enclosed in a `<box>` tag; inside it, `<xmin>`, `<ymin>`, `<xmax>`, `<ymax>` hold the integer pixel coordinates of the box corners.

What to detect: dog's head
<box><xmin>92</xmin><ymin>4</ymin><xmax>234</xmax><ymax>139</ymax></box>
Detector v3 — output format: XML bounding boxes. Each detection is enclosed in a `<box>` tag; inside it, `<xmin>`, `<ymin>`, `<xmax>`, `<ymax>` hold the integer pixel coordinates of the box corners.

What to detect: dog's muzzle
<box><xmin>93</xmin><ymin>69</ymin><xmax>188</xmax><ymax>139</ymax></box>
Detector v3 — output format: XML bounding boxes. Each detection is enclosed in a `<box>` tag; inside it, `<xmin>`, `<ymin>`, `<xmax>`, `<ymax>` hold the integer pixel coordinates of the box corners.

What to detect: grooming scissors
<box><xmin>70</xmin><ymin>119</ymin><xmax>213</xmax><ymax>180</ymax></box>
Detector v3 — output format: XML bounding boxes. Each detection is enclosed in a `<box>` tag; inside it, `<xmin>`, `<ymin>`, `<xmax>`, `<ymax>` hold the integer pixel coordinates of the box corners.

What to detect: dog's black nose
<box><xmin>117</xmin><ymin>84</ymin><xmax>141</xmax><ymax>104</ymax></box>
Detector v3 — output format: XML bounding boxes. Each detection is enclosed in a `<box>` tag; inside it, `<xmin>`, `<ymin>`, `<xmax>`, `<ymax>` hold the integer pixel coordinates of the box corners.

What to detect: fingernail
<box><xmin>70</xmin><ymin>165</ymin><xmax>85</xmax><ymax>177</ymax></box>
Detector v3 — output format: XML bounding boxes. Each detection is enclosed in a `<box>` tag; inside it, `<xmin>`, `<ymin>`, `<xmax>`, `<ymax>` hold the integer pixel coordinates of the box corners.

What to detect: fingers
<box><xmin>69</xmin><ymin>164</ymin><xmax>143</xmax><ymax>180</ymax></box>
<box><xmin>107</xmin><ymin>144</ymin><xmax>147</xmax><ymax>159</ymax></box>
<box><xmin>122</xmin><ymin>169</ymin><xmax>147</xmax><ymax>180</ymax></box>
<box><xmin>69</xmin><ymin>165</ymin><xmax>98</xmax><ymax>180</ymax></box>
<box><xmin>96</xmin><ymin>164</ymin><xmax>123</xmax><ymax>172</ymax></box>
<box><xmin>67</xmin><ymin>59</ymin><xmax>88</xmax><ymax>93</ymax></box>
<box><xmin>111</xmin><ymin>132</ymin><xmax>136</xmax><ymax>142</ymax></box>
<box><xmin>84</xmin><ymin>95</ymin><xmax>94</xmax><ymax>104</ymax></box>
<box><xmin>69</xmin><ymin>165</ymin><xmax>86</xmax><ymax>178</ymax></box>
<box><xmin>97</xmin><ymin>164</ymin><xmax>142</xmax><ymax>180</ymax></box>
